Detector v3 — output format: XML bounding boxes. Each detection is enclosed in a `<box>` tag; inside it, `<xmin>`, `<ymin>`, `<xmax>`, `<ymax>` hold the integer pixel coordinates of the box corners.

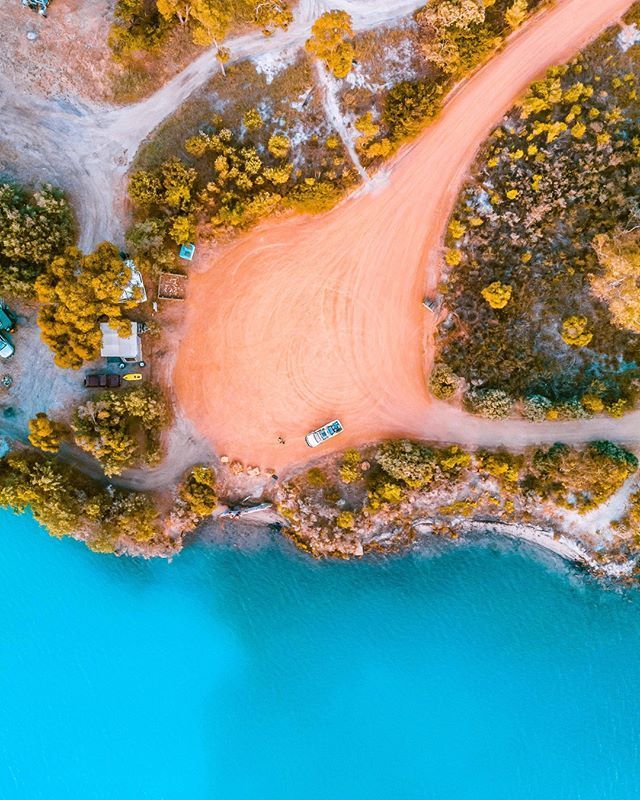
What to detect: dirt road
<box><xmin>175</xmin><ymin>0</ymin><xmax>635</xmax><ymax>472</ymax></box>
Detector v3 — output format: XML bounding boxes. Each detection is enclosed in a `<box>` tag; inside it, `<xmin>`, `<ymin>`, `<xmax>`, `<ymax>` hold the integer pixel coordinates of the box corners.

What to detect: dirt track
<box><xmin>174</xmin><ymin>0</ymin><xmax>635</xmax><ymax>472</ymax></box>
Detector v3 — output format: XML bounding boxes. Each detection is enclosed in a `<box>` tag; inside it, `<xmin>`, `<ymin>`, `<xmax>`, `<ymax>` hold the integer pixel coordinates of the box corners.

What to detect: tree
<box><xmin>255</xmin><ymin>0</ymin><xmax>292</xmax><ymax>35</ymax></box>
<box><xmin>28</xmin><ymin>413</ymin><xmax>67</xmax><ymax>453</ymax></box>
<box><xmin>305</xmin><ymin>11</ymin><xmax>354</xmax><ymax>79</ymax></box>
<box><xmin>35</xmin><ymin>242</ymin><xmax>137</xmax><ymax>369</ymax></box>
<box><xmin>267</xmin><ymin>133</ymin><xmax>290</xmax><ymax>159</ymax></box>
<box><xmin>591</xmin><ymin>230</ymin><xmax>640</xmax><ymax>333</ymax></box>
<box><xmin>0</xmin><ymin>182</ymin><xmax>73</xmax><ymax>298</ymax></box>
<box><xmin>72</xmin><ymin>386</ymin><xmax>168</xmax><ymax>476</ymax></box>
<box><xmin>505</xmin><ymin>0</ymin><xmax>528</xmax><ymax>29</ymax></box>
<box><xmin>179</xmin><ymin>465</ymin><xmax>218</xmax><ymax>517</ymax></box>
<box><xmin>481</xmin><ymin>281</ymin><xmax>512</xmax><ymax>309</ymax></box>
<box><xmin>415</xmin><ymin>0</ymin><xmax>486</xmax><ymax>75</ymax></box>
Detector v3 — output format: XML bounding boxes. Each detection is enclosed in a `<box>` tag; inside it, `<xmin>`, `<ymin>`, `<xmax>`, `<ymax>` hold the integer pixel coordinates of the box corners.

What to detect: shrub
<box><xmin>429</xmin><ymin>362</ymin><xmax>461</xmax><ymax>400</ymax></box>
<box><xmin>561</xmin><ymin>316</ymin><xmax>593</xmax><ymax>347</ymax></box>
<box><xmin>481</xmin><ymin>281</ymin><xmax>512</xmax><ymax>309</ymax></box>
<box><xmin>464</xmin><ymin>388</ymin><xmax>514</xmax><ymax>419</ymax></box>
<box><xmin>306</xmin><ymin>467</ymin><xmax>326</xmax><ymax>487</ymax></box>
<box><xmin>377</xmin><ymin>440</ymin><xmax>438</xmax><ymax>487</ymax></box>
<box><xmin>522</xmin><ymin>394</ymin><xmax>552</xmax><ymax>422</ymax></box>
<box><xmin>339</xmin><ymin>449</ymin><xmax>361</xmax><ymax>483</ymax></box>
<box><xmin>336</xmin><ymin>511</ymin><xmax>355</xmax><ymax>530</ymax></box>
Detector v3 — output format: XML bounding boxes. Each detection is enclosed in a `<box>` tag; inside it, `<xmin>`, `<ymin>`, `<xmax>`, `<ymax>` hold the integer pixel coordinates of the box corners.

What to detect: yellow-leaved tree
<box><xmin>481</xmin><ymin>281</ymin><xmax>512</xmax><ymax>309</ymax></box>
<box><xmin>35</xmin><ymin>242</ymin><xmax>138</xmax><ymax>370</ymax></box>
<box><xmin>28</xmin><ymin>413</ymin><xmax>68</xmax><ymax>454</ymax></box>
<box><xmin>305</xmin><ymin>10</ymin><xmax>354</xmax><ymax>79</ymax></box>
<box><xmin>561</xmin><ymin>316</ymin><xmax>593</xmax><ymax>347</ymax></box>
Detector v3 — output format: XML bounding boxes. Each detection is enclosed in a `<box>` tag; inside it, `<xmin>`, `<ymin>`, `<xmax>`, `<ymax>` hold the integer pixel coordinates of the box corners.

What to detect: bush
<box><xmin>383</xmin><ymin>80</ymin><xmax>444</xmax><ymax>141</ymax></box>
<box><xmin>429</xmin><ymin>362</ymin><xmax>461</xmax><ymax>400</ymax></box>
<box><xmin>339</xmin><ymin>449</ymin><xmax>361</xmax><ymax>483</ymax></box>
<box><xmin>377</xmin><ymin>440</ymin><xmax>438</xmax><ymax>487</ymax></box>
<box><xmin>522</xmin><ymin>394</ymin><xmax>552</xmax><ymax>422</ymax></box>
<box><xmin>464</xmin><ymin>388</ymin><xmax>514</xmax><ymax>419</ymax></box>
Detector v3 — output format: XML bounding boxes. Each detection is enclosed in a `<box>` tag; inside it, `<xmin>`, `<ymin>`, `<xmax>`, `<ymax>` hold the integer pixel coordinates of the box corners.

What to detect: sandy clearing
<box><xmin>174</xmin><ymin>0</ymin><xmax>634</xmax><ymax>472</ymax></box>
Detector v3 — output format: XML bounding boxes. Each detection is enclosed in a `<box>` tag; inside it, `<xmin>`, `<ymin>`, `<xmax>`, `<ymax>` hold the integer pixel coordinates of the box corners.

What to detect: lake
<box><xmin>1</xmin><ymin>510</ymin><xmax>639</xmax><ymax>799</ymax></box>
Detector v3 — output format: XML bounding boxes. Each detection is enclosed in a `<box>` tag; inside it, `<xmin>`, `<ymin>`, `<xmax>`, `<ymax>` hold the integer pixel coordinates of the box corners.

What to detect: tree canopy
<box><xmin>35</xmin><ymin>242</ymin><xmax>138</xmax><ymax>370</ymax></box>
<box><xmin>0</xmin><ymin>182</ymin><xmax>73</xmax><ymax>298</ymax></box>
<box><xmin>305</xmin><ymin>11</ymin><xmax>354</xmax><ymax>79</ymax></box>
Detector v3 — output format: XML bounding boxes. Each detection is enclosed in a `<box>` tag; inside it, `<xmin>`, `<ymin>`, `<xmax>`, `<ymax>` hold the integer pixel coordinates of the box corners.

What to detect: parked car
<box><xmin>123</xmin><ymin>373</ymin><xmax>142</xmax><ymax>382</ymax></box>
<box><xmin>305</xmin><ymin>419</ymin><xmax>343</xmax><ymax>448</ymax></box>
<box><xmin>84</xmin><ymin>373</ymin><xmax>122</xmax><ymax>389</ymax></box>
<box><xmin>0</xmin><ymin>306</ymin><xmax>15</xmax><ymax>333</ymax></box>
<box><xmin>0</xmin><ymin>334</ymin><xmax>14</xmax><ymax>360</ymax></box>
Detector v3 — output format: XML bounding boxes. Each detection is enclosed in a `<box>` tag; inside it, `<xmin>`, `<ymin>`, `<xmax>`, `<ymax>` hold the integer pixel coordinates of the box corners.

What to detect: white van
<box><xmin>305</xmin><ymin>420</ymin><xmax>343</xmax><ymax>448</ymax></box>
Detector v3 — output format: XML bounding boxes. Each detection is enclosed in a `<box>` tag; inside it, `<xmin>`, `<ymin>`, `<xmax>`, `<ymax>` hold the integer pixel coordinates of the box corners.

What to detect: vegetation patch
<box><xmin>278</xmin><ymin>438</ymin><xmax>638</xmax><ymax>558</ymax></box>
<box><xmin>435</xmin><ymin>28</ymin><xmax>640</xmax><ymax>417</ymax></box>
<box><xmin>0</xmin><ymin>182</ymin><xmax>73</xmax><ymax>299</ymax></box>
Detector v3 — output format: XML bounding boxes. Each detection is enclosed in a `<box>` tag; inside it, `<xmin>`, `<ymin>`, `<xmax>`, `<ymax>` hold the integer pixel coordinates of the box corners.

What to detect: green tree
<box><xmin>305</xmin><ymin>11</ymin><xmax>354</xmax><ymax>79</ymax></box>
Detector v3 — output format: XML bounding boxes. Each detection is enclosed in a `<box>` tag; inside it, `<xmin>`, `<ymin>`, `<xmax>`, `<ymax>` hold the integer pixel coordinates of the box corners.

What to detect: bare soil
<box><xmin>0</xmin><ymin>0</ymin><xmax>115</xmax><ymax>103</ymax></box>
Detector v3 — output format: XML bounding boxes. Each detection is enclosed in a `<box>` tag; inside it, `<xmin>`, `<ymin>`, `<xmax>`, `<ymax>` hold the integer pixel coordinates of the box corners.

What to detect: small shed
<box><xmin>100</xmin><ymin>321</ymin><xmax>141</xmax><ymax>361</ymax></box>
<box><xmin>179</xmin><ymin>243</ymin><xmax>196</xmax><ymax>261</ymax></box>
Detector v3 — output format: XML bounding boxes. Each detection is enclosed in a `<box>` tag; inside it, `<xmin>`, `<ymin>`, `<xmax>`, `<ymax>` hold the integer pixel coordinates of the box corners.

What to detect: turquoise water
<box><xmin>1</xmin><ymin>511</ymin><xmax>640</xmax><ymax>799</ymax></box>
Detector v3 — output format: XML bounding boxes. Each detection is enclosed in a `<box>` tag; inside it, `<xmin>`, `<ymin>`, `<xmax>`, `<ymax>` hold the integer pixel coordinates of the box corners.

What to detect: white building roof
<box><xmin>100</xmin><ymin>321</ymin><xmax>141</xmax><ymax>360</ymax></box>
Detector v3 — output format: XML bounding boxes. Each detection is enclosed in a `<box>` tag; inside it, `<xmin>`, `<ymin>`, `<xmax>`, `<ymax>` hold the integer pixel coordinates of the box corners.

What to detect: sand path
<box><xmin>175</xmin><ymin>0</ymin><xmax>634</xmax><ymax>472</ymax></box>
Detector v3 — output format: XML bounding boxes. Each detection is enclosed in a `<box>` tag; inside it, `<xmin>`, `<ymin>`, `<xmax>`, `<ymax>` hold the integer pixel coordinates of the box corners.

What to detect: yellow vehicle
<box><xmin>123</xmin><ymin>373</ymin><xmax>143</xmax><ymax>382</ymax></box>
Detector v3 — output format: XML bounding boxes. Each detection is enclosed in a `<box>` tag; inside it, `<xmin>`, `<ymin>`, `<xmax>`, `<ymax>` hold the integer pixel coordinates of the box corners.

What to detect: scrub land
<box><xmin>1</xmin><ymin>0</ymin><xmax>640</xmax><ymax>581</ymax></box>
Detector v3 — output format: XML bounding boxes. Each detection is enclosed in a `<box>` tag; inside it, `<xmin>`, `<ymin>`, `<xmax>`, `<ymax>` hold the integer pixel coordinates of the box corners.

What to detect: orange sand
<box><xmin>174</xmin><ymin>0</ymin><xmax>633</xmax><ymax>471</ymax></box>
